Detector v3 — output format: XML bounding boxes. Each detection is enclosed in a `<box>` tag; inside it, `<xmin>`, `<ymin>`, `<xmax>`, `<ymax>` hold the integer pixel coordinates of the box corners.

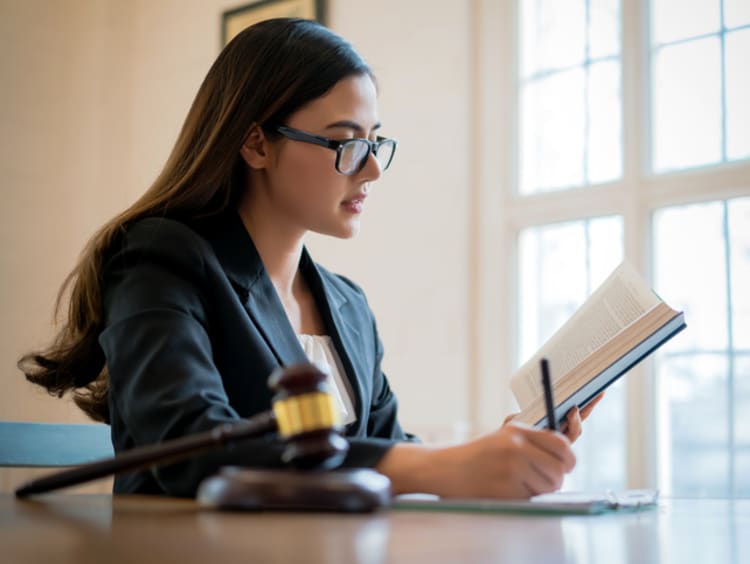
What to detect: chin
<box><xmin>338</xmin><ymin>227</ymin><xmax>360</xmax><ymax>239</ymax></box>
<box><xmin>323</xmin><ymin>221</ymin><xmax>361</xmax><ymax>240</ymax></box>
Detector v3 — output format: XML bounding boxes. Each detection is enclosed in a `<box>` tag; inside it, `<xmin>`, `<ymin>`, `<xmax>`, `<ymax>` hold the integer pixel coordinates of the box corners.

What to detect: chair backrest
<box><xmin>0</xmin><ymin>421</ymin><xmax>113</xmax><ymax>467</ymax></box>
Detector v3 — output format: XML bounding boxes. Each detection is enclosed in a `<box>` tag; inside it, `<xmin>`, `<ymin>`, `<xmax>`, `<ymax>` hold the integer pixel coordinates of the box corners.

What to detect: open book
<box><xmin>511</xmin><ymin>261</ymin><xmax>686</xmax><ymax>428</ymax></box>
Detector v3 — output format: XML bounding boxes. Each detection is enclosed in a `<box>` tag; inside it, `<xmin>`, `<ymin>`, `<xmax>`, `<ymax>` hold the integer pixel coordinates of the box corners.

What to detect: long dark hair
<box><xmin>19</xmin><ymin>18</ymin><xmax>371</xmax><ymax>422</ymax></box>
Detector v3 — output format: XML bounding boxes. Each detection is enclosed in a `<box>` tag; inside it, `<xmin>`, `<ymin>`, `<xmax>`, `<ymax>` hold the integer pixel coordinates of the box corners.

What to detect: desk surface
<box><xmin>1</xmin><ymin>494</ymin><xmax>748</xmax><ymax>564</ymax></box>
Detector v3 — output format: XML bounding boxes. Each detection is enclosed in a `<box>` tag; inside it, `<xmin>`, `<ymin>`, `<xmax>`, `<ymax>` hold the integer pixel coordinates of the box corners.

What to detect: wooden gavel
<box><xmin>15</xmin><ymin>364</ymin><xmax>373</xmax><ymax>501</ymax></box>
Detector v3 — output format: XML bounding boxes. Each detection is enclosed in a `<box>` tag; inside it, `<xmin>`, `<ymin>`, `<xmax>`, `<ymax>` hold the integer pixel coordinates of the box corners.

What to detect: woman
<box><xmin>20</xmin><ymin>18</ymin><xmax>594</xmax><ymax>498</ymax></box>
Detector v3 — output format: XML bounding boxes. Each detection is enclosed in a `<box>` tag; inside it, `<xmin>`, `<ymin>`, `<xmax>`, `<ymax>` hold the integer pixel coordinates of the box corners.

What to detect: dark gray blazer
<box><xmin>99</xmin><ymin>212</ymin><xmax>414</xmax><ymax>496</ymax></box>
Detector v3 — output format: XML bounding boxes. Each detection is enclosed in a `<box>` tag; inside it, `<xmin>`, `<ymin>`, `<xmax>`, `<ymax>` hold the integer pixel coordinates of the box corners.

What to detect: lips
<box><xmin>344</xmin><ymin>195</ymin><xmax>366</xmax><ymax>205</ymax></box>
<box><xmin>341</xmin><ymin>193</ymin><xmax>367</xmax><ymax>213</ymax></box>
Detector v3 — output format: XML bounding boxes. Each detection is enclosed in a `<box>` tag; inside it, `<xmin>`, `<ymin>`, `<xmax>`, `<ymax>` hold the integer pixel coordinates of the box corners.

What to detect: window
<box><xmin>654</xmin><ymin>197</ymin><xmax>750</xmax><ymax>496</ymax></box>
<box><xmin>519</xmin><ymin>0</ymin><xmax>622</xmax><ymax>193</ymax></box>
<box><xmin>519</xmin><ymin>217</ymin><xmax>626</xmax><ymax>490</ymax></box>
<box><xmin>507</xmin><ymin>0</ymin><xmax>750</xmax><ymax>494</ymax></box>
<box><xmin>651</xmin><ymin>0</ymin><xmax>750</xmax><ymax>171</ymax></box>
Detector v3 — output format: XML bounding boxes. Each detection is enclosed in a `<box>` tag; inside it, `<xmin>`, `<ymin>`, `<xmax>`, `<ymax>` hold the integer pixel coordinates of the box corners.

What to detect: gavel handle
<box><xmin>15</xmin><ymin>411</ymin><xmax>278</xmax><ymax>498</ymax></box>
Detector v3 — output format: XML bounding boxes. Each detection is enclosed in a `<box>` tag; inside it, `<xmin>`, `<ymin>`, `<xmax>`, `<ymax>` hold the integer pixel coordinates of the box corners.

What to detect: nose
<box><xmin>357</xmin><ymin>149</ymin><xmax>382</xmax><ymax>183</ymax></box>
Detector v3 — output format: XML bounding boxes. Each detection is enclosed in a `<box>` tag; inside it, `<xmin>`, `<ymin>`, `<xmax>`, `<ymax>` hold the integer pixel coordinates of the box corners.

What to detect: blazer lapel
<box><xmin>203</xmin><ymin>212</ymin><xmax>308</xmax><ymax>367</ymax></box>
<box><xmin>301</xmin><ymin>251</ymin><xmax>365</xmax><ymax>418</ymax></box>
<box><xmin>202</xmin><ymin>212</ymin><xmax>367</xmax><ymax>413</ymax></box>
<box><xmin>244</xmin><ymin>275</ymin><xmax>309</xmax><ymax>366</ymax></box>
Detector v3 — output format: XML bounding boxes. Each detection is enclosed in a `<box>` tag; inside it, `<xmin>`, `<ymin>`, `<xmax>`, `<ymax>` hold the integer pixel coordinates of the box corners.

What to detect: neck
<box><xmin>237</xmin><ymin>190</ymin><xmax>305</xmax><ymax>298</ymax></box>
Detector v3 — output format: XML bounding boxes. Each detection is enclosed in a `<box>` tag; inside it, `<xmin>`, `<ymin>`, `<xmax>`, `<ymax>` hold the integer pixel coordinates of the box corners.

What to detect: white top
<box><xmin>297</xmin><ymin>334</ymin><xmax>357</xmax><ymax>425</ymax></box>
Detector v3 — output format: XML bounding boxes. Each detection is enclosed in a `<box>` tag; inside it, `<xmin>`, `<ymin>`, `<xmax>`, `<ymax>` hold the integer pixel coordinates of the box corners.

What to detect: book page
<box><xmin>514</xmin><ymin>304</ymin><xmax>683</xmax><ymax>426</ymax></box>
<box><xmin>511</xmin><ymin>261</ymin><xmax>661</xmax><ymax>408</ymax></box>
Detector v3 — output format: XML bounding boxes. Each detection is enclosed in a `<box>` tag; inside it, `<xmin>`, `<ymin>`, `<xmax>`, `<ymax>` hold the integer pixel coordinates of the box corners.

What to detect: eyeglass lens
<box><xmin>338</xmin><ymin>139</ymin><xmax>395</xmax><ymax>175</ymax></box>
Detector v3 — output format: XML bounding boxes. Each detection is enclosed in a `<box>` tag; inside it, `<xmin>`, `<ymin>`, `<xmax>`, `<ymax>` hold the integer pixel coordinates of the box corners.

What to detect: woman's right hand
<box><xmin>376</xmin><ymin>423</ymin><xmax>576</xmax><ymax>499</ymax></box>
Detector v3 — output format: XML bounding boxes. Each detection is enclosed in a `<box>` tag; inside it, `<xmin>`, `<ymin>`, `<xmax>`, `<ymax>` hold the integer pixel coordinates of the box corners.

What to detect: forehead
<box><xmin>288</xmin><ymin>74</ymin><xmax>379</xmax><ymax>130</ymax></box>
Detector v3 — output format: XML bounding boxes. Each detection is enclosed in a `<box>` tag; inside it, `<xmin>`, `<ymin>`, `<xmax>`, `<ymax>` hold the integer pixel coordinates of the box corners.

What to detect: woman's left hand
<box><xmin>503</xmin><ymin>392</ymin><xmax>605</xmax><ymax>443</ymax></box>
<box><xmin>561</xmin><ymin>393</ymin><xmax>605</xmax><ymax>442</ymax></box>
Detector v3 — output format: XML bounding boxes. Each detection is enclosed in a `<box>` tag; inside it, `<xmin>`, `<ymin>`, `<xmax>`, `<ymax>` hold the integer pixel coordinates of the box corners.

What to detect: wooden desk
<box><xmin>1</xmin><ymin>494</ymin><xmax>748</xmax><ymax>563</ymax></box>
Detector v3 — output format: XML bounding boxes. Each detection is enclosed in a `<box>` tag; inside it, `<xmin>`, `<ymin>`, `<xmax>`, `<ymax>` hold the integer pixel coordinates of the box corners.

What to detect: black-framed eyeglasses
<box><xmin>269</xmin><ymin>124</ymin><xmax>397</xmax><ymax>176</ymax></box>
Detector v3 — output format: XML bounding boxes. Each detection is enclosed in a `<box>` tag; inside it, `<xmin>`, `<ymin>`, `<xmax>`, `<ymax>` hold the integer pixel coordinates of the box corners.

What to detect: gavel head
<box><xmin>268</xmin><ymin>363</ymin><xmax>349</xmax><ymax>470</ymax></box>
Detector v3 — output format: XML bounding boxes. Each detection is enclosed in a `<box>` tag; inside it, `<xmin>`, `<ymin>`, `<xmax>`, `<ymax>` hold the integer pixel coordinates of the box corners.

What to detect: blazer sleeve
<box><xmin>365</xmin><ymin>319</ymin><xmax>418</xmax><ymax>441</ymax></box>
<box><xmin>345</xmin><ymin>338</ymin><xmax>421</xmax><ymax>467</ymax></box>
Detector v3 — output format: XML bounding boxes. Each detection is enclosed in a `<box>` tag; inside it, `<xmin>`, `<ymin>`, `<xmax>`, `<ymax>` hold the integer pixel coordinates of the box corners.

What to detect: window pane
<box><xmin>518</xmin><ymin>1</ymin><xmax>623</xmax><ymax>194</ymax></box>
<box><xmin>519</xmin><ymin>222</ymin><xmax>586</xmax><ymax>361</ymax></box>
<box><xmin>657</xmin><ymin>354</ymin><xmax>730</xmax><ymax>496</ymax></box>
<box><xmin>735</xmin><ymin>354</ymin><xmax>750</xmax><ymax>496</ymax></box>
<box><xmin>518</xmin><ymin>217</ymin><xmax>624</xmax><ymax>365</ymax></box>
<box><xmin>564</xmin><ymin>377</ymin><xmax>627</xmax><ymax>492</ymax></box>
<box><xmin>588</xmin><ymin>60</ymin><xmax>622</xmax><ymax>184</ymax></box>
<box><xmin>653</xmin><ymin>202</ymin><xmax>728</xmax><ymax>350</ymax></box>
<box><xmin>520</xmin><ymin>0</ymin><xmax>586</xmax><ymax>77</ymax></box>
<box><xmin>652</xmin><ymin>38</ymin><xmax>722</xmax><ymax>172</ymax></box>
<box><xmin>725</xmin><ymin>0</ymin><xmax>750</xmax><ymax>28</ymax></box>
<box><xmin>729</xmin><ymin>198</ymin><xmax>750</xmax><ymax>349</ymax></box>
<box><xmin>654</xmin><ymin>198</ymin><xmax>749</xmax><ymax>497</ymax></box>
<box><xmin>726</xmin><ymin>29</ymin><xmax>750</xmax><ymax>161</ymax></box>
<box><xmin>589</xmin><ymin>0</ymin><xmax>621</xmax><ymax>59</ymax></box>
<box><xmin>651</xmin><ymin>0</ymin><xmax>720</xmax><ymax>44</ymax></box>
<box><xmin>589</xmin><ymin>217</ymin><xmax>625</xmax><ymax>283</ymax></box>
<box><xmin>520</xmin><ymin>69</ymin><xmax>585</xmax><ymax>194</ymax></box>
<box><xmin>519</xmin><ymin>216</ymin><xmax>624</xmax><ymax>491</ymax></box>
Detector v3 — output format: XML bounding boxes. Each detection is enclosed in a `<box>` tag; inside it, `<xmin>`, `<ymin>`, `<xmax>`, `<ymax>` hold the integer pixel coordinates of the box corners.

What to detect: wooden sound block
<box><xmin>196</xmin><ymin>467</ymin><xmax>392</xmax><ymax>513</ymax></box>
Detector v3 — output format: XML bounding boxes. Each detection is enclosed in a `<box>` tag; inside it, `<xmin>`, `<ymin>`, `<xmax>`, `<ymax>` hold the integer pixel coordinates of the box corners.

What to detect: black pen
<box><xmin>540</xmin><ymin>357</ymin><xmax>558</xmax><ymax>431</ymax></box>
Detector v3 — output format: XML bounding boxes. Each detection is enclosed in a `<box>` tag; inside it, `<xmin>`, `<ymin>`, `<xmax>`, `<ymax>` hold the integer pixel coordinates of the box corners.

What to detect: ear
<box><xmin>239</xmin><ymin>124</ymin><xmax>270</xmax><ymax>170</ymax></box>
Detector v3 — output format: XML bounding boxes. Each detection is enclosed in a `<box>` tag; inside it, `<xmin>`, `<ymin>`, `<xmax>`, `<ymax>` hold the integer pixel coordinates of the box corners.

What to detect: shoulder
<box><xmin>101</xmin><ymin>218</ymin><xmax>227</xmax><ymax>325</ymax></box>
<box><xmin>124</xmin><ymin>217</ymin><xmax>212</xmax><ymax>254</ymax></box>
<box><xmin>104</xmin><ymin>216</ymin><xmax>219</xmax><ymax>283</ymax></box>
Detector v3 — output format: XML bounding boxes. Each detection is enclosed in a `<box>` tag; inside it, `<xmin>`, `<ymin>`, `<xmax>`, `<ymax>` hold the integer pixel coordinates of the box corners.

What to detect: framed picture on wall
<box><xmin>222</xmin><ymin>0</ymin><xmax>327</xmax><ymax>46</ymax></box>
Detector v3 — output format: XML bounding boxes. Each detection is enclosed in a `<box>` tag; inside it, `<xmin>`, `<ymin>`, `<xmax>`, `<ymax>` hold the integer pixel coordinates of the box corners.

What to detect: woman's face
<box><xmin>252</xmin><ymin>73</ymin><xmax>383</xmax><ymax>239</ymax></box>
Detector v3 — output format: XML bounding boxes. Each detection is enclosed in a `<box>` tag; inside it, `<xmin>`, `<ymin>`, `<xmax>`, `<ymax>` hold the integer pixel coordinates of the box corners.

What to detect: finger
<box><xmin>580</xmin><ymin>393</ymin><xmax>605</xmax><ymax>420</ymax></box>
<box><xmin>521</xmin><ymin>448</ymin><xmax>569</xmax><ymax>494</ymax></box>
<box><xmin>519</xmin><ymin>479</ymin><xmax>539</xmax><ymax>498</ymax></box>
<box><xmin>525</xmin><ymin>462</ymin><xmax>562</xmax><ymax>495</ymax></box>
<box><xmin>564</xmin><ymin>407</ymin><xmax>582</xmax><ymax>442</ymax></box>
<box><xmin>515</xmin><ymin>426</ymin><xmax>576</xmax><ymax>471</ymax></box>
<box><xmin>503</xmin><ymin>413</ymin><xmax>519</xmax><ymax>426</ymax></box>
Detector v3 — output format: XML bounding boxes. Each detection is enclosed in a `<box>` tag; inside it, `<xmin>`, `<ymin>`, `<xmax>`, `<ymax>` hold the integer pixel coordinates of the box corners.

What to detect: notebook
<box><xmin>391</xmin><ymin>490</ymin><xmax>659</xmax><ymax>515</ymax></box>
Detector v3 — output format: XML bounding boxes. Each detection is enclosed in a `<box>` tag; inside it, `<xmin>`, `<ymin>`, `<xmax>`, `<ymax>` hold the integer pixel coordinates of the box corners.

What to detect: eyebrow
<box><xmin>324</xmin><ymin>120</ymin><xmax>382</xmax><ymax>135</ymax></box>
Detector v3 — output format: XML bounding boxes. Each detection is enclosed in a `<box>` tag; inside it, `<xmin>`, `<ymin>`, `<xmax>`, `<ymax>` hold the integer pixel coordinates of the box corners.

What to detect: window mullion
<box><xmin>621</xmin><ymin>0</ymin><xmax>653</xmax><ymax>490</ymax></box>
<box><xmin>722</xmin><ymin>200</ymin><xmax>736</xmax><ymax>496</ymax></box>
<box><xmin>720</xmin><ymin>0</ymin><xmax>728</xmax><ymax>161</ymax></box>
<box><xmin>642</xmin><ymin>162</ymin><xmax>750</xmax><ymax>210</ymax></box>
<box><xmin>505</xmin><ymin>183</ymin><xmax>628</xmax><ymax>229</ymax></box>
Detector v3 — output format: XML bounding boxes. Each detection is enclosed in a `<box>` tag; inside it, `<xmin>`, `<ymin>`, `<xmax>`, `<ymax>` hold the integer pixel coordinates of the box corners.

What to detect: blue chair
<box><xmin>0</xmin><ymin>421</ymin><xmax>113</xmax><ymax>467</ymax></box>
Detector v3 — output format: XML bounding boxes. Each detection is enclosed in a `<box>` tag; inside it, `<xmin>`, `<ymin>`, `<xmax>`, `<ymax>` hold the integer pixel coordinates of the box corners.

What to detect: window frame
<box><xmin>471</xmin><ymin>0</ymin><xmax>750</xmax><ymax>489</ymax></box>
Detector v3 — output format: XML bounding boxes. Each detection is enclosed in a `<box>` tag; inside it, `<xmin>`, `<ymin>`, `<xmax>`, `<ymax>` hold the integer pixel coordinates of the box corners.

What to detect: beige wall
<box><xmin>1</xmin><ymin>0</ymin><xmax>134</xmax><ymax>424</ymax></box>
<box><xmin>1</xmin><ymin>1</ymin><xmax>499</xmax><ymax>447</ymax></box>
